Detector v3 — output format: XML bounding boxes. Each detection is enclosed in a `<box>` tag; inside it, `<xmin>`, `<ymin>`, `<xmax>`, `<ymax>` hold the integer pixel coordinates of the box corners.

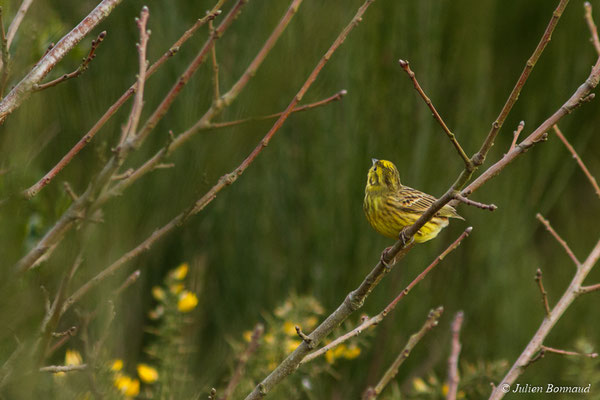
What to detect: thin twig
<box><xmin>219</xmin><ymin>324</ymin><xmax>264</xmax><ymax>400</ymax></box>
<box><xmin>471</xmin><ymin>0</ymin><xmax>569</xmax><ymax>167</ymax></box>
<box><xmin>508</xmin><ymin>121</ymin><xmax>525</xmax><ymax>153</ymax></box>
<box><xmin>536</xmin><ymin>213</ymin><xmax>581</xmax><ymax>267</ymax></box>
<box><xmin>0</xmin><ymin>0</ymin><xmax>124</xmax><ymax>124</ymax></box>
<box><xmin>453</xmin><ymin>193</ymin><xmax>497</xmax><ymax>211</ymax></box>
<box><xmin>362</xmin><ymin>307</ymin><xmax>444</xmax><ymax>400</ymax></box>
<box><xmin>207</xmin><ymin>89</ymin><xmax>347</xmax><ymax>130</ymax></box>
<box><xmin>301</xmin><ymin>227</ymin><xmax>471</xmax><ymax>365</ymax></box>
<box><xmin>577</xmin><ymin>282</ymin><xmax>600</xmax><ymax>295</ymax></box>
<box><xmin>446</xmin><ymin>311</ymin><xmax>464</xmax><ymax>400</ymax></box>
<box><xmin>552</xmin><ymin>124</ymin><xmax>600</xmax><ymax>199</ymax></box>
<box><xmin>489</xmin><ymin>238</ymin><xmax>600</xmax><ymax>400</ymax></box>
<box><xmin>398</xmin><ymin>60</ymin><xmax>472</xmax><ymax>168</ymax></box>
<box><xmin>541</xmin><ymin>345</ymin><xmax>598</xmax><ymax>358</ymax></box>
<box><xmin>209</xmin><ymin>19</ymin><xmax>221</xmax><ymax>104</ymax></box>
<box><xmin>0</xmin><ymin>7</ymin><xmax>9</xmax><ymax>98</ymax></box>
<box><xmin>34</xmin><ymin>31</ymin><xmax>107</xmax><ymax>91</ymax></box>
<box><xmin>535</xmin><ymin>268</ymin><xmax>551</xmax><ymax>317</ymax></box>
<box><xmin>113</xmin><ymin>269</ymin><xmax>140</xmax><ymax>296</ymax></box>
<box><xmin>6</xmin><ymin>0</ymin><xmax>34</xmax><ymax>49</ymax></box>
<box><xmin>118</xmin><ymin>7</ymin><xmax>150</xmax><ymax>145</ymax></box>
<box><xmin>39</xmin><ymin>364</ymin><xmax>87</xmax><ymax>373</ymax></box>
<box><xmin>585</xmin><ymin>2</ymin><xmax>600</xmax><ymax>55</ymax></box>
<box><xmin>22</xmin><ymin>4</ymin><xmax>223</xmax><ymax>199</ymax></box>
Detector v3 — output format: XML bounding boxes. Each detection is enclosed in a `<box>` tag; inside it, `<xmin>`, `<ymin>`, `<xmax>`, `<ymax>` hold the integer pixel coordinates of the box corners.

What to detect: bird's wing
<box><xmin>393</xmin><ymin>186</ymin><xmax>464</xmax><ymax>220</ymax></box>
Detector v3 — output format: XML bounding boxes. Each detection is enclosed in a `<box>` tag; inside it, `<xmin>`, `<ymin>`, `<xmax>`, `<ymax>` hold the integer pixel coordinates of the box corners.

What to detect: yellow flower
<box><xmin>283</xmin><ymin>321</ymin><xmax>297</xmax><ymax>336</ymax></box>
<box><xmin>413</xmin><ymin>377</ymin><xmax>428</xmax><ymax>393</ymax></box>
<box><xmin>111</xmin><ymin>359</ymin><xmax>123</xmax><ymax>372</ymax></box>
<box><xmin>243</xmin><ymin>330</ymin><xmax>253</xmax><ymax>342</ymax></box>
<box><xmin>264</xmin><ymin>333</ymin><xmax>275</xmax><ymax>344</ymax></box>
<box><xmin>332</xmin><ymin>344</ymin><xmax>347</xmax><ymax>358</ymax></box>
<box><xmin>65</xmin><ymin>349</ymin><xmax>82</xmax><ymax>366</ymax></box>
<box><xmin>177</xmin><ymin>291</ymin><xmax>198</xmax><ymax>312</ymax></box>
<box><xmin>151</xmin><ymin>286</ymin><xmax>166</xmax><ymax>301</ymax></box>
<box><xmin>170</xmin><ymin>262</ymin><xmax>189</xmax><ymax>280</ymax></box>
<box><xmin>169</xmin><ymin>283</ymin><xmax>184</xmax><ymax>295</ymax></box>
<box><xmin>442</xmin><ymin>383</ymin><xmax>449</xmax><ymax>396</ymax></box>
<box><xmin>325</xmin><ymin>350</ymin><xmax>335</xmax><ymax>364</ymax></box>
<box><xmin>114</xmin><ymin>374</ymin><xmax>140</xmax><ymax>397</ymax></box>
<box><xmin>137</xmin><ymin>363</ymin><xmax>159</xmax><ymax>384</ymax></box>
<box><xmin>285</xmin><ymin>339</ymin><xmax>301</xmax><ymax>353</ymax></box>
<box><xmin>343</xmin><ymin>344</ymin><xmax>361</xmax><ymax>359</ymax></box>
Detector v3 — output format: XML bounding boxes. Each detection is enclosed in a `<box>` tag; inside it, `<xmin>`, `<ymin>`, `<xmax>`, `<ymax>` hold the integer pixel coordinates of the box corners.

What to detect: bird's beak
<box><xmin>371</xmin><ymin>158</ymin><xmax>378</xmax><ymax>166</ymax></box>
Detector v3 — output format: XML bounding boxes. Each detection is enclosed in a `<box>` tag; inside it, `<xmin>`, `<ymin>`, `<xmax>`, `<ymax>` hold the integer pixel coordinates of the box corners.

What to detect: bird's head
<box><xmin>366</xmin><ymin>159</ymin><xmax>401</xmax><ymax>192</ymax></box>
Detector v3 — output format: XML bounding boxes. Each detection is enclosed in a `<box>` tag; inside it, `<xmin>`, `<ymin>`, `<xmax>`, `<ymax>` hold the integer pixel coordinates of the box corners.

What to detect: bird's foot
<box><xmin>399</xmin><ymin>228</ymin><xmax>411</xmax><ymax>247</ymax></box>
<box><xmin>380</xmin><ymin>246</ymin><xmax>393</xmax><ymax>271</ymax></box>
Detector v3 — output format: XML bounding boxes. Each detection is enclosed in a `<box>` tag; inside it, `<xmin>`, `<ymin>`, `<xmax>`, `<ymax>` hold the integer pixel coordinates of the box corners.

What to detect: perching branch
<box><xmin>535</xmin><ymin>268</ymin><xmax>551</xmax><ymax>318</ymax></box>
<box><xmin>301</xmin><ymin>227</ymin><xmax>471</xmax><ymax>365</ymax></box>
<box><xmin>536</xmin><ymin>213</ymin><xmax>581</xmax><ymax>267</ymax></box>
<box><xmin>34</xmin><ymin>31</ymin><xmax>106</xmax><ymax>92</ymax></box>
<box><xmin>21</xmin><ymin>4</ymin><xmax>223</xmax><ymax>200</ymax></box>
<box><xmin>446</xmin><ymin>311</ymin><xmax>464</xmax><ymax>400</ymax></box>
<box><xmin>489</xmin><ymin>238</ymin><xmax>600</xmax><ymax>400</ymax></box>
<box><xmin>219</xmin><ymin>324</ymin><xmax>264</xmax><ymax>400</ymax></box>
<box><xmin>398</xmin><ymin>59</ymin><xmax>471</xmax><ymax>168</ymax></box>
<box><xmin>552</xmin><ymin>124</ymin><xmax>600</xmax><ymax>199</ymax></box>
<box><xmin>362</xmin><ymin>307</ymin><xmax>444</xmax><ymax>400</ymax></box>
<box><xmin>0</xmin><ymin>0</ymin><xmax>124</xmax><ymax>124</ymax></box>
<box><xmin>585</xmin><ymin>2</ymin><xmax>600</xmax><ymax>55</ymax></box>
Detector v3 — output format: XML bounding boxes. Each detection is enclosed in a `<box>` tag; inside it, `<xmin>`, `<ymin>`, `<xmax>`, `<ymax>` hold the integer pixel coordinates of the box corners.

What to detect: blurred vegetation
<box><xmin>1</xmin><ymin>0</ymin><xmax>599</xmax><ymax>398</ymax></box>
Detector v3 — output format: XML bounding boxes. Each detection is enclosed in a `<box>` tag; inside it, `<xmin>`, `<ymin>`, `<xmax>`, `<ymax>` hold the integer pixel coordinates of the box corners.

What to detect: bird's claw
<box><xmin>380</xmin><ymin>246</ymin><xmax>393</xmax><ymax>271</ymax></box>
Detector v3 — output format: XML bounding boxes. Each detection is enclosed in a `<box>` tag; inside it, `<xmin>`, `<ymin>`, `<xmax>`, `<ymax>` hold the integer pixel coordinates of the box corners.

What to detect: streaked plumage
<box><xmin>364</xmin><ymin>159</ymin><xmax>463</xmax><ymax>243</ymax></box>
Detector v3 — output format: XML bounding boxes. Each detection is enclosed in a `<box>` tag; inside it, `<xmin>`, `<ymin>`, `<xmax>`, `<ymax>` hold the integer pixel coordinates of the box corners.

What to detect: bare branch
<box><xmin>507</xmin><ymin>120</ymin><xmax>525</xmax><ymax>153</ymax></box>
<box><xmin>362</xmin><ymin>307</ymin><xmax>444</xmax><ymax>400</ymax></box>
<box><xmin>536</xmin><ymin>213</ymin><xmax>581</xmax><ymax>267</ymax></box>
<box><xmin>453</xmin><ymin>193</ymin><xmax>497</xmax><ymax>211</ymax></box>
<box><xmin>22</xmin><ymin>4</ymin><xmax>223</xmax><ymax>199</ymax></box>
<box><xmin>0</xmin><ymin>7</ymin><xmax>9</xmax><ymax>98</ymax></box>
<box><xmin>398</xmin><ymin>59</ymin><xmax>472</xmax><ymax>168</ymax></box>
<box><xmin>585</xmin><ymin>2</ymin><xmax>600</xmax><ymax>55</ymax></box>
<box><xmin>472</xmin><ymin>0</ymin><xmax>569</xmax><ymax>167</ymax></box>
<box><xmin>541</xmin><ymin>345</ymin><xmax>598</xmax><ymax>358</ymax></box>
<box><xmin>489</xmin><ymin>238</ymin><xmax>600</xmax><ymax>399</ymax></box>
<box><xmin>552</xmin><ymin>124</ymin><xmax>600</xmax><ymax>199</ymax></box>
<box><xmin>301</xmin><ymin>227</ymin><xmax>471</xmax><ymax>364</ymax></box>
<box><xmin>577</xmin><ymin>282</ymin><xmax>600</xmax><ymax>295</ymax></box>
<box><xmin>219</xmin><ymin>324</ymin><xmax>264</xmax><ymax>400</ymax></box>
<box><xmin>0</xmin><ymin>0</ymin><xmax>124</xmax><ymax>124</ymax></box>
<box><xmin>6</xmin><ymin>0</ymin><xmax>34</xmax><ymax>49</ymax></box>
<box><xmin>209</xmin><ymin>19</ymin><xmax>221</xmax><ymax>104</ymax></box>
<box><xmin>535</xmin><ymin>268</ymin><xmax>551</xmax><ymax>317</ymax></box>
<box><xmin>113</xmin><ymin>269</ymin><xmax>140</xmax><ymax>296</ymax></box>
<box><xmin>446</xmin><ymin>311</ymin><xmax>464</xmax><ymax>400</ymax></box>
<box><xmin>34</xmin><ymin>31</ymin><xmax>107</xmax><ymax>92</ymax></box>
<box><xmin>39</xmin><ymin>364</ymin><xmax>87</xmax><ymax>373</ymax></box>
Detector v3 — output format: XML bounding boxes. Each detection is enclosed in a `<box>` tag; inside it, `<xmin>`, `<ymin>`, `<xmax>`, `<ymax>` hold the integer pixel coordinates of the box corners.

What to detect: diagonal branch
<box><xmin>552</xmin><ymin>124</ymin><xmax>600</xmax><ymax>199</ymax></box>
<box><xmin>398</xmin><ymin>59</ymin><xmax>472</xmax><ymax>168</ymax></box>
<box><xmin>0</xmin><ymin>7</ymin><xmax>9</xmax><ymax>98</ymax></box>
<box><xmin>536</xmin><ymin>213</ymin><xmax>581</xmax><ymax>267</ymax></box>
<box><xmin>0</xmin><ymin>0</ymin><xmax>124</xmax><ymax>124</ymax></box>
<box><xmin>585</xmin><ymin>2</ymin><xmax>600</xmax><ymax>55</ymax></box>
<box><xmin>362</xmin><ymin>307</ymin><xmax>444</xmax><ymax>400</ymax></box>
<box><xmin>446</xmin><ymin>311</ymin><xmax>464</xmax><ymax>400</ymax></box>
<box><xmin>34</xmin><ymin>31</ymin><xmax>106</xmax><ymax>92</ymax></box>
<box><xmin>301</xmin><ymin>227</ymin><xmax>471</xmax><ymax>365</ymax></box>
<box><xmin>6</xmin><ymin>0</ymin><xmax>34</xmax><ymax>49</ymax></box>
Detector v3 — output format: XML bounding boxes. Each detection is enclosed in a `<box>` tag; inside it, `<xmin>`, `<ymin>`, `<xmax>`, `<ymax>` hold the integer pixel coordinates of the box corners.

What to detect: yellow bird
<box><xmin>364</xmin><ymin>159</ymin><xmax>463</xmax><ymax>243</ymax></box>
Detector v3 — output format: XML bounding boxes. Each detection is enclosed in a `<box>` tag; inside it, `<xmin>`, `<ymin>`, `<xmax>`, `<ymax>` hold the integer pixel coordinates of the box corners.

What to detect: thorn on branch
<box><xmin>63</xmin><ymin>181</ymin><xmax>78</xmax><ymax>201</ymax></box>
<box><xmin>34</xmin><ymin>31</ymin><xmax>107</xmax><ymax>92</ymax></box>
<box><xmin>535</xmin><ymin>268</ymin><xmax>551</xmax><ymax>317</ymax></box>
<box><xmin>453</xmin><ymin>192</ymin><xmax>497</xmax><ymax>211</ymax></box>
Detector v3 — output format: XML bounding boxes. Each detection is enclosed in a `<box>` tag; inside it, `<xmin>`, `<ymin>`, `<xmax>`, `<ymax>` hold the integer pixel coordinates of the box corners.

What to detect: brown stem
<box><xmin>535</xmin><ymin>268</ymin><xmax>551</xmax><ymax>317</ymax></box>
<box><xmin>541</xmin><ymin>345</ymin><xmax>598</xmax><ymax>358</ymax></box>
<box><xmin>209</xmin><ymin>19</ymin><xmax>221</xmax><ymax>104</ymax></box>
<box><xmin>453</xmin><ymin>193</ymin><xmax>497</xmax><ymax>211</ymax></box>
<box><xmin>398</xmin><ymin>59</ymin><xmax>472</xmax><ymax>168</ymax></box>
<box><xmin>577</xmin><ymin>282</ymin><xmax>600</xmax><ymax>294</ymax></box>
<box><xmin>301</xmin><ymin>228</ymin><xmax>471</xmax><ymax>365</ymax></box>
<box><xmin>0</xmin><ymin>7</ymin><xmax>9</xmax><ymax>98</ymax></box>
<box><xmin>34</xmin><ymin>31</ymin><xmax>107</xmax><ymax>91</ymax></box>
<box><xmin>446</xmin><ymin>311</ymin><xmax>464</xmax><ymax>400</ymax></box>
<box><xmin>6</xmin><ymin>0</ymin><xmax>34</xmax><ymax>49</ymax></box>
<box><xmin>552</xmin><ymin>124</ymin><xmax>600</xmax><ymax>199</ymax></box>
<box><xmin>472</xmin><ymin>0</ymin><xmax>569</xmax><ymax>167</ymax></box>
<box><xmin>585</xmin><ymin>2</ymin><xmax>600</xmax><ymax>55</ymax></box>
<box><xmin>0</xmin><ymin>0</ymin><xmax>124</xmax><ymax>124</ymax></box>
<box><xmin>22</xmin><ymin>4</ymin><xmax>222</xmax><ymax>199</ymax></box>
<box><xmin>536</xmin><ymin>213</ymin><xmax>581</xmax><ymax>267</ymax></box>
<box><xmin>362</xmin><ymin>307</ymin><xmax>444</xmax><ymax>400</ymax></box>
<box><xmin>507</xmin><ymin>121</ymin><xmax>525</xmax><ymax>153</ymax></box>
<box><xmin>489</xmin><ymin>237</ymin><xmax>600</xmax><ymax>400</ymax></box>
<box><xmin>39</xmin><ymin>364</ymin><xmax>87</xmax><ymax>373</ymax></box>
<box><xmin>219</xmin><ymin>324</ymin><xmax>264</xmax><ymax>400</ymax></box>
